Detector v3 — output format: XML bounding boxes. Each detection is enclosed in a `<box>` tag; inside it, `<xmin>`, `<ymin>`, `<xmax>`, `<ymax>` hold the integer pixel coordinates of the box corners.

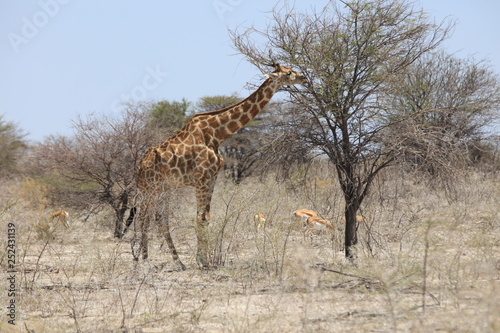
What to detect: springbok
<box><xmin>36</xmin><ymin>210</ymin><xmax>70</xmax><ymax>239</ymax></box>
<box><xmin>303</xmin><ymin>216</ymin><xmax>334</xmax><ymax>237</ymax></box>
<box><xmin>341</xmin><ymin>215</ymin><xmax>366</xmax><ymax>224</ymax></box>
<box><xmin>293</xmin><ymin>209</ymin><xmax>318</xmax><ymax>226</ymax></box>
<box><xmin>254</xmin><ymin>213</ymin><xmax>267</xmax><ymax>229</ymax></box>
<box><xmin>51</xmin><ymin>210</ymin><xmax>70</xmax><ymax>228</ymax></box>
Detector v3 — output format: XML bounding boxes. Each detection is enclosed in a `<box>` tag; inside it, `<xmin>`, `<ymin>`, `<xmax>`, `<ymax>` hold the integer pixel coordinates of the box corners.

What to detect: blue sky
<box><xmin>1</xmin><ymin>0</ymin><xmax>499</xmax><ymax>142</ymax></box>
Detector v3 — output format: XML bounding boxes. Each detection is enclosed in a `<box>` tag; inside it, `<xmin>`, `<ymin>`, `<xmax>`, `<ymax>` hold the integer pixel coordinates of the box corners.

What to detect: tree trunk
<box><xmin>344</xmin><ymin>202</ymin><xmax>359</xmax><ymax>259</ymax></box>
<box><xmin>342</xmin><ymin>166</ymin><xmax>361</xmax><ymax>259</ymax></box>
<box><xmin>114</xmin><ymin>208</ymin><xmax>126</xmax><ymax>238</ymax></box>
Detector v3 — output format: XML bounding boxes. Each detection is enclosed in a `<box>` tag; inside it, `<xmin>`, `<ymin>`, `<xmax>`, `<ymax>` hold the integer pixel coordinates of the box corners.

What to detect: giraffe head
<box><xmin>264</xmin><ymin>63</ymin><xmax>307</xmax><ymax>87</ymax></box>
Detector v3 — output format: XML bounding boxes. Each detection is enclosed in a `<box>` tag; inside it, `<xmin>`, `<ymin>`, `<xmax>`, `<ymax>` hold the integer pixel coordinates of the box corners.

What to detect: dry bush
<box><xmin>28</xmin><ymin>103</ymin><xmax>160</xmax><ymax>238</ymax></box>
<box><xmin>18</xmin><ymin>178</ymin><xmax>50</xmax><ymax>213</ymax></box>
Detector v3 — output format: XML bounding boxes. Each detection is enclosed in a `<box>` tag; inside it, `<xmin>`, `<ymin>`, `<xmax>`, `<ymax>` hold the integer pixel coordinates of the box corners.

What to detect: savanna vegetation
<box><xmin>1</xmin><ymin>0</ymin><xmax>499</xmax><ymax>332</ymax></box>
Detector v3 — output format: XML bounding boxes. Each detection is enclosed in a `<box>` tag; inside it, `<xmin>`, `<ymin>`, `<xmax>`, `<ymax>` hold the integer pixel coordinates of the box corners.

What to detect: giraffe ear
<box><xmin>265</xmin><ymin>72</ymin><xmax>279</xmax><ymax>79</ymax></box>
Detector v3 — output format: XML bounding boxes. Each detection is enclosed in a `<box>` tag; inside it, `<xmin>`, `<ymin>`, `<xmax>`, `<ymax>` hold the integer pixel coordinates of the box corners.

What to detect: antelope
<box><xmin>254</xmin><ymin>213</ymin><xmax>267</xmax><ymax>229</ymax></box>
<box><xmin>293</xmin><ymin>209</ymin><xmax>318</xmax><ymax>226</ymax></box>
<box><xmin>304</xmin><ymin>216</ymin><xmax>334</xmax><ymax>234</ymax></box>
<box><xmin>302</xmin><ymin>216</ymin><xmax>334</xmax><ymax>242</ymax></box>
<box><xmin>341</xmin><ymin>215</ymin><xmax>366</xmax><ymax>224</ymax></box>
<box><xmin>36</xmin><ymin>210</ymin><xmax>70</xmax><ymax>239</ymax></box>
<box><xmin>51</xmin><ymin>210</ymin><xmax>70</xmax><ymax>228</ymax></box>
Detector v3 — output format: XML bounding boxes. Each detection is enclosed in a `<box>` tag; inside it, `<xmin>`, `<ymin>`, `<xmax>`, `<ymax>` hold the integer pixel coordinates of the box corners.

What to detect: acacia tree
<box><xmin>0</xmin><ymin>115</ymin><xmax>27</xmax><ymax>177</ymax></box>
<box><xmin>231</xmin><ymin>0</ymin><xmax>454</xmax><ymax>258</ymax></box>
<box><xmin>382</xmin><ymin>51</ymin><xmax>500</xmax><ymax>179</ymax></box>
<box><xmin>32</xmin><ymin>103</ymin><xmax>158</xmax><ymax>237</ymax></box>
<box><xmin>149</xmin><ymin>98</ymin><xmax>191</xmax><ymax>131</ymax></box>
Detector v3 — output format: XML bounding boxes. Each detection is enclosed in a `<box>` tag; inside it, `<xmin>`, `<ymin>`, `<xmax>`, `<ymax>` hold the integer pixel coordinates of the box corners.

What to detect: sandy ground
<box><xmin>1</xmin><ymin>174</ymin><xmax>499</xmax><ymax>332</ymax></box>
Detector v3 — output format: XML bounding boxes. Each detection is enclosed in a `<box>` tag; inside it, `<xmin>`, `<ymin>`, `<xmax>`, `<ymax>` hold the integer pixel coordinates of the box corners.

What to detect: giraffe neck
<box><xmin>204</xmin><ymin>78</ymin><xmax>280</xmax><ymax>143</ymax></box>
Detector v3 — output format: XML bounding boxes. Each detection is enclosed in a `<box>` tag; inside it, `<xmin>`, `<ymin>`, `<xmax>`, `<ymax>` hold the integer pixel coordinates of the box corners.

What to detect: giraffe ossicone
<box><xmin>134</xmin><ymin>64</ymin><xmax>307</xmax><ymax>269</ymax></box>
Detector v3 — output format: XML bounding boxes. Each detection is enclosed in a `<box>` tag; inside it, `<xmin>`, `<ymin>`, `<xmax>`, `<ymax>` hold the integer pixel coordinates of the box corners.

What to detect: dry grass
<box><xmin>1</xmin><ymin>168</ymin><xmax>499</xmax><ymax>332</ymax></box>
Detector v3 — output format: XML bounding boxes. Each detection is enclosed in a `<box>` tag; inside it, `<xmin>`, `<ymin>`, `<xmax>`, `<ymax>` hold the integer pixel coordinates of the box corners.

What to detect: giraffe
<box><xmin>135</xmin><ymin>64</ymin><xmax>307</xmax><ymax>269</ymax></box>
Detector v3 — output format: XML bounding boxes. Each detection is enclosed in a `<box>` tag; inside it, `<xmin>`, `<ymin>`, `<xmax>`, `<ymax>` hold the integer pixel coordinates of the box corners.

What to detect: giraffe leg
<box><xmin>156</xmin><ymin>211</ymin><xmax>186</xmax><ymax>271</ymax></box>
<box><xmin>195</xmin><ymin>182</ymin><xmax>215</xmax><ymax>269</ymax></box>
<box><xmin>138</xmin><ymin>199</ymin><xmax>152</xmax><ymax>260</ymax></box>
<box><xmin>140</xmin><ymin>218</ymin><xmax>149</xmax><ymax>260</ymax></box>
